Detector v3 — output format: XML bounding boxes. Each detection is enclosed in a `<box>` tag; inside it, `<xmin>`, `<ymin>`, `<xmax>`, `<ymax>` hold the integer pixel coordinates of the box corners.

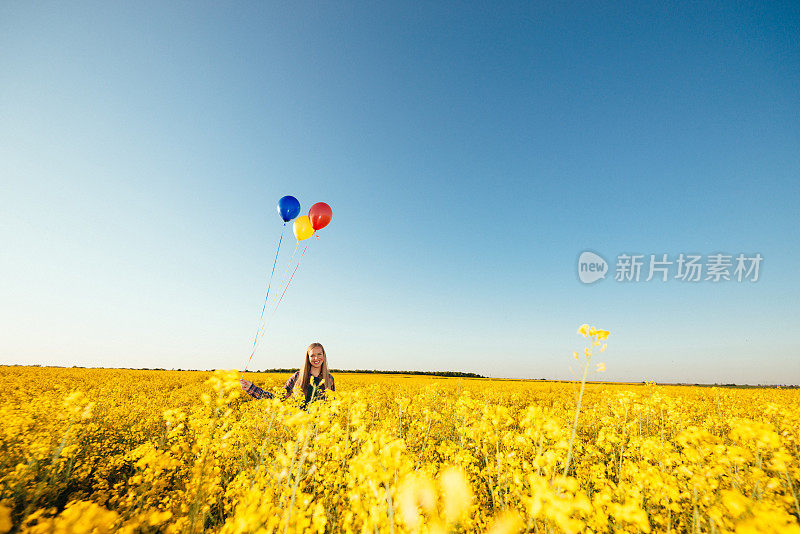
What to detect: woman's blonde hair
<box><xmin>295</xmin><ymin>342</ymin><xmax>334</xmax><ymax>395</ymax></box>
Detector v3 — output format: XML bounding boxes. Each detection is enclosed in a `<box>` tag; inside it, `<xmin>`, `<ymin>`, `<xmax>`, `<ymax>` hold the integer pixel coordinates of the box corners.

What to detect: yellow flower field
<box><xmin>0</xmin><ymin>365</ymin><xmax>798</xmax><ymax>533</ymax></box>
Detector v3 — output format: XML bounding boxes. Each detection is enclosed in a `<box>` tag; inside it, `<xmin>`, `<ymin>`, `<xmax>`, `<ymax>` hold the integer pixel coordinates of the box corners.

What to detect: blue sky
<box><xmin>1</xmin><ymin>2</ymin><xmax>798</xmax><ymax>383</ymax></box>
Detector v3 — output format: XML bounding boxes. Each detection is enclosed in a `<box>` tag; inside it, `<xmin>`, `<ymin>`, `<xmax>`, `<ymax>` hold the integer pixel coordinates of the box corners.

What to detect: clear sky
<box><xmin>2</xmin><ymin>2</ymin><xmax>799</xmax><ymax>384</ymax></box>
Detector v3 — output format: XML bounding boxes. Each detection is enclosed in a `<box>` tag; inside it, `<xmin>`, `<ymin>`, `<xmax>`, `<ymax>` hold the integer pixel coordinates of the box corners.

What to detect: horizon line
<box><xmin>1</xmin><ymin>364</ymin><xmax>797</xmax><ymax>388</ymax></box>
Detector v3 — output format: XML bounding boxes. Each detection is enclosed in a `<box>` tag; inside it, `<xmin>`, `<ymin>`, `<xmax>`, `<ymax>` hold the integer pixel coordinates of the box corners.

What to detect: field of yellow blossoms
<box><xmin>1</xmin><ymin>350</ymin><xmax>799</xmax><ymax>532</ymax></box>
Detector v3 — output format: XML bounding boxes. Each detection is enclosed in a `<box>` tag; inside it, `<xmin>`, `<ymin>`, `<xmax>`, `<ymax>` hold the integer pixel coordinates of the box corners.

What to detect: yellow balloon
<box><xmin>293</xmin><ymin>215</ymin><xmax>314</xmax><ymax>241</ymax></box>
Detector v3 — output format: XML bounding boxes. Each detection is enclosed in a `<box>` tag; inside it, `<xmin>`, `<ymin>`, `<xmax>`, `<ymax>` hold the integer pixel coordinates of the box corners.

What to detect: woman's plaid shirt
<box><xmin>243</xmin><ymin>371</ymin><xmax>335</xmax><ymax>401</ymax></box>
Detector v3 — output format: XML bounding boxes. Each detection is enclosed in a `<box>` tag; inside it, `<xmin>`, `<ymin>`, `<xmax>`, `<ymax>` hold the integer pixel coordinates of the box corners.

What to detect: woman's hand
<box><xmin>240</xmin><ymin>378</ymin><xmax>253</xmax><ymax>391</ymax></box>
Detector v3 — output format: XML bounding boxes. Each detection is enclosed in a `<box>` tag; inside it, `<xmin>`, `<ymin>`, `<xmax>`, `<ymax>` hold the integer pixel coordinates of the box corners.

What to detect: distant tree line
<box><xmin>667</xmin><ymin>382</ymin><xmax>800</xmax><ymax>389</ymax></box>
<box><xmin>249</xmin><ymin>368</ymin><xmax>486</xmax><ymax>378</ymax></box>
<box><xmin>335</xmin><ymin>369</ymin><xmax>485</xmax><ymax>378</ymax></box>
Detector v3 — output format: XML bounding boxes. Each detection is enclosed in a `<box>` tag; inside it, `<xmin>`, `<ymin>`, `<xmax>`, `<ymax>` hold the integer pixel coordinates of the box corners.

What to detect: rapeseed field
<box><xmin>1</xmin><ymin>355</ymin><xmax>798</xmax><ymax>532</ymax></box>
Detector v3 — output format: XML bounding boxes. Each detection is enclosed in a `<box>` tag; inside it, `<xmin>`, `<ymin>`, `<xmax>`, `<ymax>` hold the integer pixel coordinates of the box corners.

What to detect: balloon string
<box><xmin>253</xmin><ymin>226</ymin><xmax>284</xmax><ymax>348</ymax></box>
<box><xmin>242</xmin><ymin>232</ymin><xmax>295</xmax><ymax>379</ymax></box>
<box><xmin>242</xmin><ymin>239</ymin><xmax>312</xmax><ymax>376</ymax></box>
<box><xmin>269</xmin><ymin>241</ymin><xmax>300</xmax><ymax>309</ymax></box>
<box><xmin>241</xmin><ymin>225</ymin><xmax>287</xmax><ymax>379</ymax></box>
<box><xmin>242</xmin><ymin>227</ymin><xmax>286</xmax><ymax>378</ymax></box>
<box><xmin>260</xmin><ymin>240</ymin><xmax>300</xmax><ymax>332</ymax></box>
<box><xmin>271</xmin><ymin>240</ymin><xmax>310</xmax><ymax>315</ymax></box>
<box><xmin>241</xmin><ymin>239</ymin><xmax>305</xmax><ymax>377</ymax></box>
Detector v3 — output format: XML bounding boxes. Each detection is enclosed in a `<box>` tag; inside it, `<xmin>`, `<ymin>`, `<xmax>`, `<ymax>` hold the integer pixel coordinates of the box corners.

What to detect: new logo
<box><xmin>578</xmin><ymin>251</ymin><xmax>608</xmax><ymax>284</ymax></box>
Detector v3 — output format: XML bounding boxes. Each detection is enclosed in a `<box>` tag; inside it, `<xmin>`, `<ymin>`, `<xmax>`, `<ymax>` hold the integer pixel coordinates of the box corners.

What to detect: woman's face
<box><xmin>308</xmin><ymin>346</ymin><xmax>324</xmax><ymax>370</ymax></box>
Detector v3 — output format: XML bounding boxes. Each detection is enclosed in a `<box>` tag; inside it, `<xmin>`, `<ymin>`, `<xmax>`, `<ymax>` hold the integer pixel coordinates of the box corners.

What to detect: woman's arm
<box><xmin>283</xmin><ymin>371</ymin><xmax>300</xmax><ymax>400</ymax></box>
<box><xmin>240</xmin><ymin>378</ymin><xmax>274</xmax><ymax>400</ymax></box>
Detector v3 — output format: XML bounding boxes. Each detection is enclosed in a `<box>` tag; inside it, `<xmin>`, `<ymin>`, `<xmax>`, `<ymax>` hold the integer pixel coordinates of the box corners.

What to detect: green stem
<box><xmin>563</xmin><ymin>360</ymin><xmax>589</xmax><ymax>477</ymax></box>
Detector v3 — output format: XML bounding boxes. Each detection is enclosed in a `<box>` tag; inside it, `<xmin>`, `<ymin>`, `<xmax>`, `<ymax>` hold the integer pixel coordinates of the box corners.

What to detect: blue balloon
<box><xmin>277</xmin><ymin>195</ymin><xmax>301</xmax><ymax>222</ymax></box>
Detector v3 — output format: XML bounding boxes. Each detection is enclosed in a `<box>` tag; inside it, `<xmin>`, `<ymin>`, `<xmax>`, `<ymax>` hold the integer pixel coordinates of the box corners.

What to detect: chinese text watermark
<box><xmin>578</xmin><ymin>252</ymin><xmax>762</xmax><ymax>284</ymax></box>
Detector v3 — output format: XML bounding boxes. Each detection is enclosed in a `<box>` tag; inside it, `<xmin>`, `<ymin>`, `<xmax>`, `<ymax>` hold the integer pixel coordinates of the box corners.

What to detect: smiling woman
<box><xmin>240</xmin><ymin>342</ymin><xmax>336</xmax><ymax>407</ymax></box>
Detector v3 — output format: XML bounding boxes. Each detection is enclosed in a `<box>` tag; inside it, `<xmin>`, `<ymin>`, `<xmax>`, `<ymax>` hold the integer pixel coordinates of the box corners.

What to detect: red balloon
<box><xmin>308</xmin><ymin>202</ymin><xmax>332</xmax><ymax>230</ymax></box>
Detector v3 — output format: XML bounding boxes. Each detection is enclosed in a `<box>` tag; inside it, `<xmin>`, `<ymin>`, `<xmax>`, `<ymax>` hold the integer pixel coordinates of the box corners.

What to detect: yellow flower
<box><xmin>721</xmin><ymin>489</ymin><xmax>750</xmax><ymax>518</ymax></box>
<box><xmin>440</xmin><ymin>467</ymin><xmax>472</xmax><ymax>524</ymax></box>
<box><xmin>486</xmin><ymin>512</ymin><xmax>524</xmax><ymax>534</ymax></box>
<box><xmin>0</xmin><ymin>505</ymin><xmax>12</xmax><ymax>534</ymax></box>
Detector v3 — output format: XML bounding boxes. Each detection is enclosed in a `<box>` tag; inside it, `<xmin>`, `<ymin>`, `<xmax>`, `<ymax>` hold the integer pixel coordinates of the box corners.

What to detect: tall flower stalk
<box><xmin>563</xmin><ymin>324</ymin><xmax>609</xmax><ymax>477</ymax></box>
